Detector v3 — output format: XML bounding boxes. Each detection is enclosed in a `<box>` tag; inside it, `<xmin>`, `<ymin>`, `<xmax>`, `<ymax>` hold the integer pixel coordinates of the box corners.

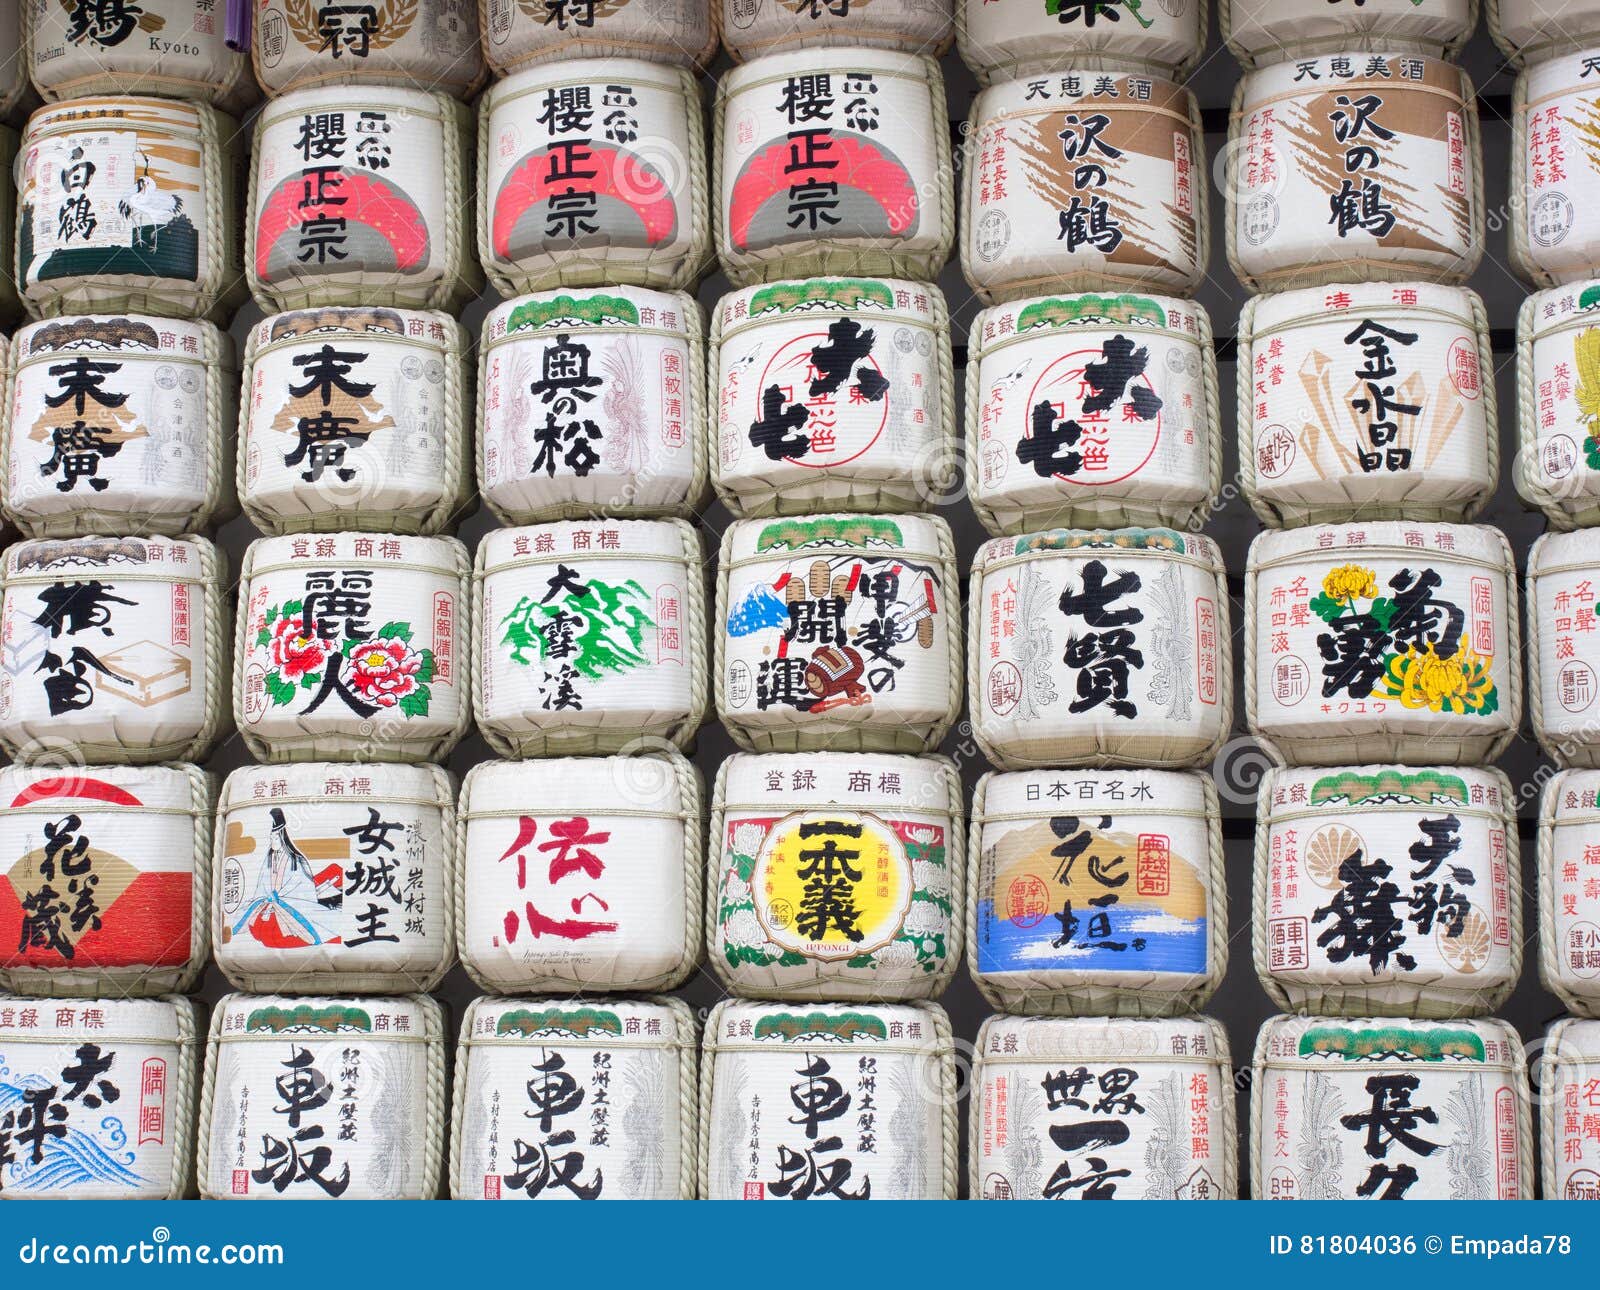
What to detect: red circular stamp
<box><xmin>1006</xmin><ymin>875</ymin><xmax>1049</xmax><ymax>928</ymax></box>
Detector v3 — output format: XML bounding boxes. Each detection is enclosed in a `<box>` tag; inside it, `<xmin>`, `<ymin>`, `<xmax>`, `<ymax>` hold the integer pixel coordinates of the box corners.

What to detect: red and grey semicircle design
<box><xmin>729</xmin><ymin>131</ymin><xmax>920</xmax><ymax>252</ymax></box>
<box><xmin>492</xmin><ymin>144</ymin><xmax>680</xmax><ymax>261</ymax></box>
<box><xmin>255</xmin><ymin>168</ymin><xmax>432</xmax><ymax>282</ymax></box>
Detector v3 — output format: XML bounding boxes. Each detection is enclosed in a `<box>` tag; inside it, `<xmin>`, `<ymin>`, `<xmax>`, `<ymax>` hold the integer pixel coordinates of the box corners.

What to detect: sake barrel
<box><xmin>458</xmin><ymin>753</ymin><xmax>703</xmax><ymax>994</ymax></box>
<box><xmin>451</xmin><ymin>995</ymin><xmax>698</xmax><ymax>1200</ymax></box>
<box><xmin>248</xmin><ymin>86</ymin><xmax>479</xmax><ymax>313</ymax></box>
<box><xmin>0</xmin><ymin>995</ymin><xmax>197</xmax><ymax>1198</ymax></box>
<box><xmin>717</xmin><ymin>513</ymin><xmax>960</xmax><ymax>753</ymax></box>
<box><xmin>969</xmin><ymin>768</ymin><xmax>1224</xmax><ymax>1017</ymax></box>
<box><xmin>474</xmin><ymin>520</ymin><xmax>708</xmax><ymax>757</ymax></box>
<box><xmin>1228</xmin><ymin>54</ymin><xmax>1483</xmax><ymax>291</ymax></box>
<box><xmin>214</xmin><ymin>762</ymin><xmax>456</xmax><ymax>994</ymax></box>
<box><xmin>970</xmin><ymin>1014</ymin><xmax>1236</xmax><ymax>1200</ymax></box>
<box><xmin>715</xmin><ymin>49</ymin><xmax>954</xmax><ymax>286</ymax></box>
<box><xmin>1222</xmin><ymin>0</ymin><xmax>1477</xmax><ymax>66</ymax></box>
<box><xmin>3</xmin><ymin>314</ymin><xmax>238</xmax><ymax>537</ymax></box>
<box><xmin>708</xmin><ymin>752</ymin><xmax>962</xmax><ymax>1001</ymax></box>
<box><xmin>199</xmin><ymin>993</ymin><xmax>445</xmax><ymax>1200</ymax></box>
<box><xmin>963</xmin><ymin>70</ymin><xmax>1207</xmax><ymax>304</ymax></box>
<box><xmin>1250</xmin><ymin>1014</ymin><xmax>1532</xmax><ymax>1199</ymax></box>
<box><xmin>0</xmin><ymin>4</ymin><xmax>35</xmax><ymax>124</ymax></box>
<box><xmin>1239</xmin><ymin>283</ymin><xmax>1496</xmax><ymax>526</ymax></box>
<box><xmin>16</xmin><ymin>96</ymin><xmax>243</xmax><ymax>320</ymax></box>
<box><xmin>478</xmin><ymin>287</ymin><xmax>706</xmax><ymax>524</ymax></box>
<box><xmin>252</xmin><ymin>0</ymin><xmax>483</xmax><ymax>98</ymax></box>
<box><xmin>1537</xmin><ymin>770</ymin><xmax>1600</xmax><ymax>1014</ymax></box>
<box><xmin>482</xmin><ymin>0</ymin><xmax>716</xmax><ymax>73</ymax></box>
<box><xmin>699</xmin><ymin>998</ymin><xmax>957</xmax><ymax>1199</ymax></box>
<box><xmin>1515</xmin><ymin>280</ymin><xmax>1600</xmax><ymax>528</ymax></box>
<box><xmin>0</xmin><ymin>764</ymin><xmax>212</xmax><ymax>997</ymax></box>
<box><xmin>1491</xmin><ymin>0</ymin><xmax>1600</xmax><ymax>62</ymax></box>
<box><xmin>0</xmin><ymin>535</ymin><xmax>228</xmax><ymax>765</ymax></box>
<box><xmin>1245</xmin><ymin>522</ymin><xmax>1520</xmax><ymax>765</ymax></box>
<box><xmin>1515</xmin><ymin>48</ymin><xmax>1600</xmax><ymax>287</ymax></box>
<box><xmin>479</xmin><ymin>60</ymin><xmax>709</xmax><ymax>296</ymax></box>
<box><xmin>723</xmin><ymin>0</ymin><xmax>951</xmax><ymax>60</ymax></box>
<box><xmin>969</xmin><ymin>529</ymin><xmax>1231</xmax><ymax>770</ymax></box>
<box><xmin>712</xmin><ymin>278</ymin><xmax>956</xmax><ymax>518</ymax></box>
<box><xmin>26</xmin><ymin>0</ymin><xmax>255</xmax><ymax>109</ymax></box>
<box><xmin>1527</xmin><ymin>530</ymin><xmax>1600</xmax><ymax>766</ymax></box>
<box><xmin>1256</xmin><ymin>765</ymin><xmax>1519</xmax><ymax>1018</ymax></box>
<box><xmin>235</xmin><ymin>532</ymin><xmax>470</xmax><ymax>764</ymax></box>
<box><xmin>967</xmin><ymin>292</ymin><xmax>1219</xmax><ymax>534</ymax></box>
<box><xmin>1539</xmin><ymin>1018</ymin><xmax>1600</xmax><ymax>1197</ymax></box>
<box><xmin>957</xmin><ymin>0</ymin><xmax>1205</xmax><ymax>86</ymax></box>
<box><xmin>241</xmin><ymin>307</ymin><xmax>471</xmax><ymax>535</ymax></box>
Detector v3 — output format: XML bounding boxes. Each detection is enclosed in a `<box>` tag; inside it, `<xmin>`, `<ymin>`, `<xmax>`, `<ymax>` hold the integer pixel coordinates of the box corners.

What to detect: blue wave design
<box><xmin>0</xmin><ymin>1073</ymin><xmax>149</xmax><ymax>1193</ymax></box>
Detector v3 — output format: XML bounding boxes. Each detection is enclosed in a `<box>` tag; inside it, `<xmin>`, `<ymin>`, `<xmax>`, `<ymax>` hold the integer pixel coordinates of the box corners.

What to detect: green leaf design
<box><xmin>264</xmin><ymin>603</ymin><xmax>279</xmax><ymax>628</ymax></box>
<box><xmin>265</xmin><ymin>672</ymin><xmax>300</xmax><ymax>708</ymax></box>
<box><xmin>415</xmin><ymin>649</ymin><xmax>436</xmax><ymax>684</ymax></box>
<box><xmin>299</xmin><ymin>671</ymin><xmax>318</xmax><ymax>691</ymax></box>
<box><xmin>398</xmin><ymin>683</ymin><xmax>431</xmax><ymax>718</ymax></box>
<box><xmin>1368</xmin><ymin>597</ymin><xmax>1397</xmax><ymax>631</ymax></box>
<box><xmin>1476</xmin><ymin>685</ymin><xmax>1500</xmax><ymax>718</ymax></box>
<box><xmin>282</xmin><ymin>599</ymin><xmax>303</xmax><ymax>619</ymax></box>
<box><xmin>375</xmin><ymin>621</ymin><xmax>413</xmax><ymax>643</ymax></box>
<box><xmin>1586</xmin><ymin>434</ymin><xmax>1600</xmax><ymax>471</ymax></box>
<box><xmin>1309</xmin><ymin>592</ymin><xmax>1344</xmax><ymax>623</ymax></box>
<box><xmin>255</xmin><ymin>626</ymin><xmax>271</xmax><ymax>647</ymax></box>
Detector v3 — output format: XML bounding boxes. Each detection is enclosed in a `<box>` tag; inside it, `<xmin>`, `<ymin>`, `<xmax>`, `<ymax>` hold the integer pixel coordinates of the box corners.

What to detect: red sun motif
<box><xmin>728</xmin><ymin>132</ymin><xmax>919</xmax><ymax>251</ymax></box>
<box><xmin>492</xmin><ymin>144</ymin><xmax>679</xmax><ymax>258</ymax></box>
<box><xmin>255</xmin><ymin>168</ymin><xmax>431</xmax><ymax>279</ymax></box>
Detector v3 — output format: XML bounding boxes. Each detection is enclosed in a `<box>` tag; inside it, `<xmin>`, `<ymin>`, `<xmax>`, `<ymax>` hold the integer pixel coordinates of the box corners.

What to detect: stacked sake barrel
<box><xmin>695</xmin><ymin>0</ymin><xmax>970</xmax><ymax>1203</ymax></box>
<box><xmin>1499</xmin><ymin>0</ymin><xmax>1600</xmax><ymax>1201</ymax></box>
<box><xmin>1223</xmin><ymin>0</ymin><xmax>1536</xmax><ymax>1199</ymax></box>
<box><xmin>189</xmin><ymin>0</ymin><xmax>493</xmax><ymax>1201</ymax></box>
<box><xmin>953</xmin><ymin>5</ymin><xmax>1240</xmax><ymax>1201</ymax></box>
<box><xmin>0</xmin><ymin>0</ymin><xmax>257</xmax><ymax>1200</ymax></box>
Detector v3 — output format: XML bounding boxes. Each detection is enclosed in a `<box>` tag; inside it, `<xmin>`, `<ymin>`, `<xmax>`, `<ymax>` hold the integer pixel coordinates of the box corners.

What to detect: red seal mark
<box><xmin>1006</xmin><ymin>875</ymin><xmax>1049</xmax><ymax>928</ymax></box>
<box><xmin>987</xmin><ymin>661</ymin><xmax>1021</xmax><ymax>716</ymax></box>
<box><xmin>1256</xmin><ymin>424</ymin><xmax>1295</xmax><ymax>479</ymax></box>
<box><xmin>1447</xmin><ymin>336</ymin><xmax>1481</xmax><ymax>399</ymax></box>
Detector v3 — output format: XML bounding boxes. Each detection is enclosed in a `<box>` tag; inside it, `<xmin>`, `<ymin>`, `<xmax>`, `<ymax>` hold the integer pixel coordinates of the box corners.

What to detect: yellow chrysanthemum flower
<box><xmin>1321</xmin><ymin>564</ymin><xmax>1378</xmax><ymax>604</ymax></box>
<box><xmin>1377</xmin><ymin>635</ymin><xmax>1495</xmax><ymax>714</ymax></box>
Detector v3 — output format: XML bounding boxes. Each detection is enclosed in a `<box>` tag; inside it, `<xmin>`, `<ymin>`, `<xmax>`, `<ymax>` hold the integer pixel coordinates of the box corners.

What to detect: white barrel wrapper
<box><xmin>479</xmin><ymin>287</ymin><xmax>706</xmax><ymax>523</ymax></box>
<box><xmin>482</xmin><ymin>0</ymin><xmax>715</xmax><ymax>73</ymax></box>
<box><xmin>1245</xmin><ymin>522</ymin><xmax>1520</xmax><ymax>765</ymax></box>
<box><xmin>1537</xmin><ymin>770</ymin><xmax>1600</xmax><ymax>1014</ymax></box>
<box><xmin>458</xmin><ymin>754</ymin><xmax>702</xmax><ymax>994</ymax></box>
<box><xmin>1491</xmin><ymin>0</ymin><xmax>1600</xmax><ymax>60</ymax></box>
<box><xmin>967</xmin><ymin>292</ymin><xmax>1218</xmax><ymax>534</ymax></box>
<box><xmin>0</xmin><ymin>764</ymin><xmax>211</xmax><ymax>997</ymax></box>
<box><xmin>1240</xmin><ymin>282</ymin><xmax>1495</xmax><ymax>526</ymax></box>
<box><xmin>715</xmin><ymin>50</ymin><xmax>954</xmax><ymax>286</ymax></box>
<box><xmin>1539</xmin><ymin>1017</ymin><xmax>1600</xmax><ymax>1197</ymax></box>
<box><xmin>251</xmin><ymin>0</ymin><xmax>483</xmax><ymax>98</ymax></box>
<box><xmin>1222</xmin><ymin>0</ymin><xmax>1476</xmax><ymax>66</ymax></box>
<box><xmin>479</xmin><ymin>60</ymin><xmax>709</xmax><ymax>296</ymax></box>
<box><xmin>1527</xmin><ymin>530</ymin><xmax>1600</xmax><ymax>766</ymax></box>
<box><xmin>708</xmin><ymin>752</ymin><xmax>962</xmax><ymax>1001</ymax></box>
<box><xmin>970</xmin><ymin>529</ymin><xmax>1231</xmax><ymax>770</ymax></box>
<box><xmin>963</xmin><ymin>70</ymin><xmax>1207</xmax><ymax>304</ymax></box>
<box><xmin>1228</xmin><ymin>54</ymin><xmax>1483</xmax><ymax>291</ymax></box>
<box><xmin>241</xmin><ymin>307</ymin><xmax>470</xmax><ymax>535</ymax></box>
<box><xmin>199</xmin><ymin>993</ymin><xmax>445</xmax><ymax>1200</ymax></box>
<box><xmin>17</xmin><ymin>96</ymin><xmax>243</xmax><ymax>320</ymax></box>
<box><xmin>4</xmin><ymin>314</ymin><xmax>237</xmax><ymax>537</ymax></box>
<box><xmin>1515</xmin><ymin>280</ymin><xmax>1600</xmax><ymax>528</ymax></box>
<box><xmin>248</xmin><ymin>86</ymin><xmax>479</xmax><ymax>313</ymax></box>
<box><xmin>717</xmin><ymin>513</ymin><xmax>960</xmax><ymax>753</ymax></box>
<box><xmin>26</xmin><ymin>0</ymin><xmax>255</xmax><ymax>109</ymax></box>
<box><xmin>0</xmin><ymin>7</ymin><xmax>32</xmax><ymax>123</ymax></box>
<box><xmin>0</xmin><ymin>995</ymin><xmax>197</xmax><ymax>1198</ymax></box>
<box><xmin>970</xmin><ymin>1013</ymin><xmax>1236</xmax><ymax>1200</ymax></box>
<box><xmin>1514</xmin><ymin>48</ymin><xmax>1600</xmax><ymax>287</ymax></box>
<box><xmin>214</xmin><ymin>763</ymin><xmax>455</xmax><ymax>995</ymax></box>
<box><xmin>451</xmin><ymin>995</ymin><xmax>698</xmax><ymax>1200</ymax></box>
<box><xmin>1256</xmin><ymin>765</ymin><xmax>1520</xmax><ymax>1018</ymax></box>
<box><xmin>1250</xmin><ymin>1014</ymin><xmax>1532</xmax><ymax>1199</ymax></box>
<box><xmin>0</xmin><ymin>535</ymin><xmax>227</xmax><ymax>765</ymax></box>
<box><xmin>713</xmin><ymin>278</ymin><xmax>955</xmax><ymax>517</ymax></box>
<box><xmin>957</xmin><ymin>0</ymin><xmax>1204</xmax><ymax>86</ymax></box>
<box><xmin>474</xmin><ymin>520</ymin><xmax>707</xmax><ymax>757</ymax></box>
<box><xmin>699</xmin><ymin>998</ymin><xmax>957</xmax><ymax>1199</ymax></box>
<box><xmin>970</xmin><ymin>768</ymin><xmax>1225</xmax><ymax>1017</ymax></box>
<box><xmin>724</xmin><ymin>0</ymin><xmax>951</xmax><ymax>59</ymax></box>
<box><xmin>236</xmin><ymin>533</ymin><xmax>469</xmax><ymax>763</ymax></box>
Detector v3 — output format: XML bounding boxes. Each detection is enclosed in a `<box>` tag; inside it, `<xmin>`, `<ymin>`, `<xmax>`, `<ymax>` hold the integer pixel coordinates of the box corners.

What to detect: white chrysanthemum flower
<box><xmin>902</xmin><ymin>899</ymin><xmax>949</xmax><ymax>937</ymax></box>
<box><xmin>912</xmin><ymin>860</ymin><xmax>949</xmax><ymax>896</ymax></box>
<box><xmin>722</xmin><ymin>908</ymin><xmax>770</xmax><ymax>951</ymax></box>
<box><xmin>730</xmin><ymin>822</ymin><xmax>767</xmax><ymax>859</ymax></box>
<box><xmin>722</xmin><ymin>873</ymin><xmax>752</xmax><ymax>906</ymax></box>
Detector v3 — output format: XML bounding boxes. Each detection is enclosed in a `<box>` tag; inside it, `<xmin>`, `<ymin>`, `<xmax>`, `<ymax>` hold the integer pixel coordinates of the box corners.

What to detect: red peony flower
<box><xmin>269</xmin><ymin>615</ymin><xmax>328</xmax><ymax>680</ymax></box>
<box><xmin>348</xmin><ymin>637</ymin><xmax>422</xmax><ymax>708</ymax></box>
